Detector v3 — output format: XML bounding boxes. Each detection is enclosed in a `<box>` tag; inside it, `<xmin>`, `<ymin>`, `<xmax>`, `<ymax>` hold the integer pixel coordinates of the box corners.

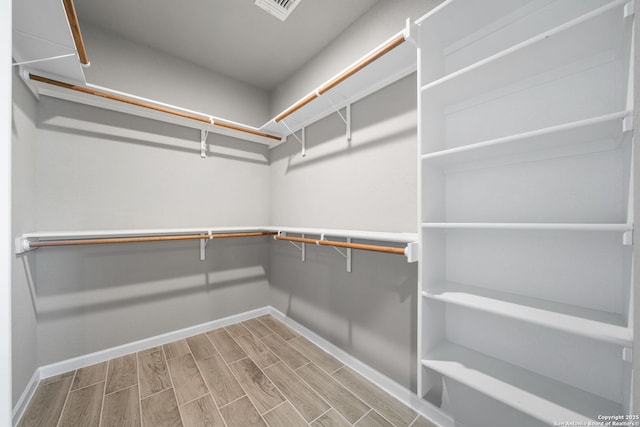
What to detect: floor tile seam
<box><xmin>255</xmin><ymin>316</ymin><xmax>285</xmax><ymax>340</ymax></box>
<box><xmin>138</xmin><ymin>382</ymin><xmax>173</xmax><ymax>401</ymax></box>
<box><xmin>177</xmin><ymin>391</ymin><xmax>211</xmax><ymax>408</ymax></box>
<box><xmin>239</xmin><ymin>319</ymin><xmax>270</xmax><ymax>339</ymax></box>
<box><xmin>263</xmin><ymin>399</ymin><xmax>314</xmax><ymax>427</ymax></box>
<box><xmin>353</xmin><ymin>408</ymin><xmax>373</xmax><ymax>426</ymax></box>
<box><xmin>287</xmin><ymin>336</ymin><xmax>340</xmax><ymax>372</ymax></box>
<box><xmin>187</xmin><ymin>344</ymin><xmax>230</xmax><ymax>426</ymax></box>
<box><xmin>407</xmin><ymin>414</ymin><xmax>421</xmax><ymax>427</ymax></box>
<box><xmin>207</xmin><ymin>330</ymin><xmax>247</xmax><ymax>364</ymax></box>
<box><xmin>54</xmin><ymin>369</ymin><xmax>78</xmax><ymax>427</ymax></box>
<box><xmin>97</xmin><ymin>373</ymin><xmax>108</xmax><ymax>427</ymax></box>
<box><xmin>200</xmin><ymin>330</ymin><xmax>222</xmax><ymax>358</ymax></box>
<box><xmin>258</xmin><ymin>334</ymin><xmax>310</xmax><ymax>370</ymax></box>
<box><xmin>261</xmin><ymin>364</ymin><xmax>322</xmax><ymax>425</ymax></box>
<box><xmin>286</xmin><ymin>361</ymin><xmax>360</xmax><ymax>421</ymax></box>
<box><xmin>161</xmin><ymin>344</ymin><xmax>186</xmax><ymax>427</ymax></box>
<box><xmin>229</xmin><ymin>328</ymin><xmax>282</xmax><ymax>370</ymax></box>
<box><xmin>186</xmin><ymin>333</ymin><xmax>218</xmax><ymax>360</ymax></box>
<box><xmin>295</xmin><ymin>362</ymin><xmax>373</xmax><ymax>420</ymax></box>
<box><xmin>70</xmin><ymin>378</ymin><xmax>106</xmax><ymax>394</ymax></box>
<box><xmin>137</xmin><ymin>354</ymin><xmax>144</xmax><ymax>427</ymax></box>
<box><xmin>330</xmin><ymin>370</ymin><xmax>415</xmax><ymax>427</ymax></box>
<box><xmin>163</xmin><ymin>339</ymin><xmax>193</xmax><ymax>361</ymax></box>
<box><xmin>224</xmin><ymin>351</ymin><xmax>285</xmax><ymax>417</ymax></box>
<box><xmin>217</xmin><ymin>393</ymin><xmax>248</xmax><ymax>411</ymax></box>
<box><xmin>307</xmin><ymin>407</ymin><xmax>333</xmax><ymax>425</ymax></box>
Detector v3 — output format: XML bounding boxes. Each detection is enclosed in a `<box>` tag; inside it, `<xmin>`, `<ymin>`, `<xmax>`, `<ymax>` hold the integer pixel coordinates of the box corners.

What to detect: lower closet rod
<box><xmin>28</xmin><ymin>231</ymin><xmax>276</xmax><ymax>248</ymax></box>
<box><xmin>274</xmin><ymin>235</ymin><xmax>406</xmax><ymax>255</ymax></box>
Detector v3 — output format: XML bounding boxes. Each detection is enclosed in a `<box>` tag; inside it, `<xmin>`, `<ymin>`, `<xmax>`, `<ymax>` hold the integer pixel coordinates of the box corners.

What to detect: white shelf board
<box><xmin>422</xmin><ymin>342</ymin><xmax>623</xmax><ymax>424</ymax></box>
<box><xmin>421</xmin><ymin>111</ymin><xmax>629</xmax><ymax>168</ymax></box>
<box><xmin>27</xmin><ymin>76</ymin><xmax>282</xmax><ymax>146</ymax></box>
<box><xmin>22</xmin><ymin>226</ymin><xmax>268</xmax><ymax>240</ymax></box>
<box><xmin>267</xmin><ymin>226</ymin><xmax>418</xmax><ymax>244</ymax></box>
<box><xmin>424</xmin><ymin>282</ymin><xmax>631</xmax><ymax>346</ymax></box>
<box><xmin>420</xmin><ymin>0</ymin><xmax>627</xmax><ymax>107</ymax></box>
<box><xmin>421</xmin><ymin>222</ymin><xmax>632</xmax><ymax>232</ymax></box>
<box><xmin>262</xmin><ymin>30</ymin><xmax>416</xmax><ymax>138</ymax></box>
<box><xmin>20</xmin><ymin>226</ymin><xmax>417</xmax><ymax>245</ymax></box>
<box><xmin>414</xmin><ymin>0</ymin><xmax>545</xmax><ymax>47</ymax></box>
<box><xmin>12</xmin><ymin>0</ymin><xmax>86</xmax><ymax>83</ymax></box>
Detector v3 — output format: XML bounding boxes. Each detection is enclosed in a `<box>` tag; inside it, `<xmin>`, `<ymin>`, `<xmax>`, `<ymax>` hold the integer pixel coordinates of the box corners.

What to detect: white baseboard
<box><xmin>38</xmin><ymin>306</ymin><xmax>270</xmax><ymax>380</ymax></box>
<box><xmin>14</xmin><ymin>306</ymin><xmax>451</xmax><ymax>427</ymax></box>
<box><xmin>268</xmin><ymin>308</ymin><xmax>454</xmax><ymax>427</ymax></box>
<box><xmin>12</xmin><ymin>369</ymin><xmax>40</xmax><ymax>427</ymax></box>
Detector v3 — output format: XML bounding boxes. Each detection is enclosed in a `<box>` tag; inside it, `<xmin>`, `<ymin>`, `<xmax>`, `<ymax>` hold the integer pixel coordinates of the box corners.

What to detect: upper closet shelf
<box><xmin>420</xmin><ymin>0</ymin><xmax>630</xmax><ymax>107</ymax></box>
<box><xmin>13</xmin><ymin>0</ymin><xmax>87</xmax><ymax>83</ymax></box>
<box><xmin>24</xmin><ymin>72</ymin><xmax>283</xmax><ymax>146</ymax></box>
<box><xmin>261</xmin><ymin>23</ymin><xmax>417</xmax><ymax>144</ymax></box>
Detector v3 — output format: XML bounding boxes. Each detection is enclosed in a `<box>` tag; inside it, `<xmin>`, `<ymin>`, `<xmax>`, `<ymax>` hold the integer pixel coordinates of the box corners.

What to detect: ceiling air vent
<box><xmin>254</xmin><ymin>0</ymin><xmax>302</xmax><ymax>21</ymax></box>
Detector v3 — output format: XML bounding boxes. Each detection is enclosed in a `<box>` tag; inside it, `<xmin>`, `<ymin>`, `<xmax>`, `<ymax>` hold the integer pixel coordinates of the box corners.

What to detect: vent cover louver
<box><xmin>254</xmin><ymin>0</ymin><xmax>302</xmax><ymax>21</ymax></box>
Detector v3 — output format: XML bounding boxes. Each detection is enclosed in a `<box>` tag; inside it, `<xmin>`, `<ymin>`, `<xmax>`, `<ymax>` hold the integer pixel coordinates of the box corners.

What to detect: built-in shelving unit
<box><xmin>416</xmin><ymin>0</ymin><xmax>634</xmax><ymax>425</ymax></box>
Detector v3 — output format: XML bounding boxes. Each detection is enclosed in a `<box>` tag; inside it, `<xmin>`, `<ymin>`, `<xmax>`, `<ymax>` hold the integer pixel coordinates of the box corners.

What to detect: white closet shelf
<box><xmin>414</xmin><ymin>0</ymin><xmax>537</xmax><ymax>50</ymax></box>
<box><xmin>270</xmin><ymin>226</ymin><xmax>417</xmax><ymax>244</ymax></box>
<box><xmin>421</xmin><ymin>223</ymin><xmax>632</xmax><ymax>232</ymax></box>
<box><xmin>420</xmin><ymin>0</ymin><xmax>628</xmax><ymax>106</ymax></box>
<box><xmin>19</xmin><ymin>226</ymin><xmax>267</xmax><ymax>240</ymax></box>
<box><xmin>422</xmin><ymin>342</ymin><xmax>623</xmax><ymax>424</ymax></box>
<box><xmin>16</xmin><ymin>226</ymin><xmax>419</xmax><ymax>261</ymax></box>
<box><xmin>26</xmin><ymin>73</ymin><xmax>283</xmax><ymax>146</ymax></box>
<box><xmin>421</xmin><ymin>111</ymin><xmax>630</xmax><ymax>168</ymax></box>
<box><xmin>262</xmin><ymin>27</ymin><xmax>416</xmax><ymax>141</ymax></box>
<box><xmin>424</xmin><ymin>283</ymin><xmax>631</xmax><ymax>346</ymax></box>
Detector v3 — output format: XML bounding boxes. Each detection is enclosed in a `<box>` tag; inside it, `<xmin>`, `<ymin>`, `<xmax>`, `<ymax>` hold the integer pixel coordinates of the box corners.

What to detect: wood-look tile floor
<box><xmin>18</xmin><ymin>315</ymin><xmax>436</xmax><ymax>427</ymax></box>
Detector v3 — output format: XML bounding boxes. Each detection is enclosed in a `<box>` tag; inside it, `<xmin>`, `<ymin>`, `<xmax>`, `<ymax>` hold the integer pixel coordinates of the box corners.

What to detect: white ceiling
<box><xmin>74</xmin><ymin>0</ymin><xmax>380</xmax><ymax>91</ymax></box>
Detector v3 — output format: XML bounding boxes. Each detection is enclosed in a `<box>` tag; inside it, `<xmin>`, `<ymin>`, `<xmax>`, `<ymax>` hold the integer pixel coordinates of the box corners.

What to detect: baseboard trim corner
<box><xmin>12</xmin><ymin>368</ymin><xmax>40</xmax><ymax>427</ymax></box>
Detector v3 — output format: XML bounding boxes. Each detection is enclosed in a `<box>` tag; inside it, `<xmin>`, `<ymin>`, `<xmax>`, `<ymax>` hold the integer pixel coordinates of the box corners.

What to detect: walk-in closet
<box><xmin>6</xmin><ymin>0</ymin><xmax>639</xmax><ymax>426</ymax></box>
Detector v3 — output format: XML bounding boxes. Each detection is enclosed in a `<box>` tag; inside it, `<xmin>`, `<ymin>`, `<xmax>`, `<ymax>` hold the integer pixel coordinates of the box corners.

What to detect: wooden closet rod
<box><xmin>28</xmin><ymin>74</ymin><xmax>282</xmax><ymax>141</ymax></box>
<box><xmin>61</xmin><ymin>0</ymin><xmax>89</xmax><ymax>66</ymax></box>
<box><xmin>274</xmin><ymin>33</ymin><xmax>406</xmax><ymax>123</ymax></box>
<box><xmin>274</xmin><ymin>235</ymin><xmax>406</xmax><ymax>255</ymax></box>
<box><xmin>28</xmin><ymin>231</ymin><xmax>276</xmax><ymax>248</ymax></box>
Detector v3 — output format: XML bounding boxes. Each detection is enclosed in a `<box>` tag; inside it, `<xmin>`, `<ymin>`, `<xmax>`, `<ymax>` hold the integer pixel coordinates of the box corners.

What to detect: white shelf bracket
<box><xmin>278</xmin><ymin>231</ymin><xmax>306</xmax><ymax>261</ymax></box>
<box><xmin>623</xmin><ymin>230</ymin><xmax>634</xmax><ymax>245</ymax></box>
<box><xmin>199</xmin><ymin>230</ymin><xmax>213</xmax><ymax>261</ymax></box>
<box><xmin>282</xmin><ymin>121</ymin><xmax>306</xmax><ymax>157</ymax></box>
<box><xmin>201</xmin><ymin>119</ymin><xmax>213</xmax><ymax>158</ymax></box>
<box><xmin>404</xmin><ymin>17</ymin><xmax>418</xmax><ymax>47</ymax></box>
<box><xmin>15</xmin><ymin>236</ymin><xmax>32</xmax><ymax>254</ymax></box>
<box><xmin>623</xmin><ymin>115</ymin><xmax>634</xmax><ymax>133</ymax></box>
<box><xmin>404</xmin><ymin>241</ymin><xmax>420</xmax><ymax>263</ymax></box>
<box><xmin>623</xmin><ymin>347</ymin><xmax>633</xmax><ymax>363</ymax></box>
<box><xmin>320</xmin><ymin>235</ymin><xmax>352</xmax><ymax>272</ymax></box>
<box><xmin>324</xmin><ymin>95</ymin><xmax>352</xmax><ymax>142</ymax></box>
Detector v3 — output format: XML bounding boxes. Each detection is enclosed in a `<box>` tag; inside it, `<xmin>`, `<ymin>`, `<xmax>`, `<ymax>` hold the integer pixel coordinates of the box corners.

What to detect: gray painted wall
<box><xmin>11</xmin><ymin>71</ymin><xmax>38</xmax><ymax>405</ymax></box>
<box><xmin>269</xmin><ymin>74</ymin><xmax>418</xmax><ymax>390</ymax></box>
<box><xmin>33</xmin><ymin>96</ymin><xmax>271</xmax><ymax>365</ymax></box>
<box><xmin>270</xmin><ymin>0</ymin><xmax>443</xmax><ymax>117</ymax></box>
<box><xmin>82</xmin><ymin>24</ymin><xmax>271</xmax><ymax>127</ymax></box>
